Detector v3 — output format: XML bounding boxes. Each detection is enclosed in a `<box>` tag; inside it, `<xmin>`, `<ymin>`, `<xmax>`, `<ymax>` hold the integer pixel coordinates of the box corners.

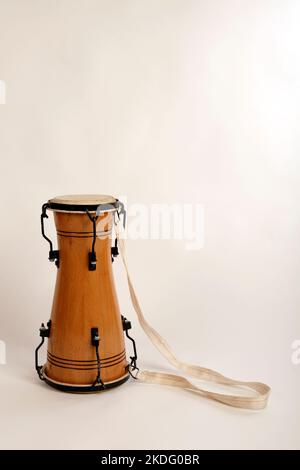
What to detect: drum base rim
<box><xmin>42</xmin><ymin>370</ymin><xmax>130</xmax><ymax>393</ymax></box>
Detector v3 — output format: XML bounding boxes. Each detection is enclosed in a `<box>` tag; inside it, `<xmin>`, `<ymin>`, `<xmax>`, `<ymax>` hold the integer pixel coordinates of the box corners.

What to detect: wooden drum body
<box><xmin>35</xmin><ymin>195</ymin><xmax>131</xmax><ymax>392</ymax></box>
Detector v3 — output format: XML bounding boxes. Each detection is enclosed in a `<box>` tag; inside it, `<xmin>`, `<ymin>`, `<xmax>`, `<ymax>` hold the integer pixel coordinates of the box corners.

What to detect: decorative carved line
<box><xmin>47</xmin><ymin>349</ymin><xmax>125</xmax><ymax>364</ymax></box>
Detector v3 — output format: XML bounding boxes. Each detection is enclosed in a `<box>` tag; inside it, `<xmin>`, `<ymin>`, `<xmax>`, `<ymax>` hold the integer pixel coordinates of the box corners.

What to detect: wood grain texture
<box><xmin>44</xmin><ymin>210</ymin><xmax>127</xmax><ymax>386</ymax></box>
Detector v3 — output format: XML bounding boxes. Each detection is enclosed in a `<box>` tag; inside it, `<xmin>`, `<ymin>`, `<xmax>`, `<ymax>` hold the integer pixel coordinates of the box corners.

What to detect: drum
<box><xmin>35</xmin><ymin>194</ymin><xmax>136</xmax><ymax>392</ymax></box>
<box><xmin>34</xmin><ymin>195</ymin><xmax>271</xmax><ymax>410</ymax></box>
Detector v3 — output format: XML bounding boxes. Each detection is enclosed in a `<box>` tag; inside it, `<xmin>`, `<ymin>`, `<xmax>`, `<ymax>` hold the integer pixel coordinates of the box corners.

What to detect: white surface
<box><xmin>0</xmin><ymin>0</ymin><xmax>299</xmax><ymax>450</ymax></box>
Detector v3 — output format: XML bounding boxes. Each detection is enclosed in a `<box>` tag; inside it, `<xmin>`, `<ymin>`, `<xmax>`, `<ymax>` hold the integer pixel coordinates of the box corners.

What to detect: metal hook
<box><xmin>40</xmin><ymin>203</ymin><xmax>59</xmax><ymax>267</ymax></box>
<box><xmin>86</xmin><ymin>210</ymin><xmax>98</xmax><ymax>271</ymax></box>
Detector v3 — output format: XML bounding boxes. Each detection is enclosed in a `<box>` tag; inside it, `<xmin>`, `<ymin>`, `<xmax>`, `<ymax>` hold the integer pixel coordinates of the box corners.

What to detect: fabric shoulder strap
<box><xmin>115</xmin><ymin>223</ymin><xmax>270</xmax><ymax>410</ymax></box>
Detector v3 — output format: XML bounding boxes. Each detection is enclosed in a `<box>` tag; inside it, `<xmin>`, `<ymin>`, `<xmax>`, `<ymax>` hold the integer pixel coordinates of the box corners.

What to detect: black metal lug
<box><xmin>39</xmin><ymin>320</ymin><xmax>51</xmax><ymax>338</ymax></box>
<box><xmin>111</xmin><ymin>246</ymin><xmax>119</xmax><ymax>257</ymax></box>
<box><xmin>49</xmin><ymin>250</ymin><xmax>59</xmax><ymax>268</ymax></box>
<box><xmin>121</xmin><ymin>315</ymin><xmax>132</xmax><ymax>331</ymax></box>
<box><xmin>88</xmin><ymin>252</ymin><xmax>97</xmax><ymax>271</ymax></box>
<box><xmin>111</xmin><ymin>240</ymin><xmax>119</xmax><ymax>257</ymax></box>
<box><xmin>91</xmin><ymin>327</ymin><xmax>104</xmax><ymax>388</ymax></box>
<box><xmin>91</xmin><ymin>327</ymin><xmax>100</xmax><ymax>346</ymax></box>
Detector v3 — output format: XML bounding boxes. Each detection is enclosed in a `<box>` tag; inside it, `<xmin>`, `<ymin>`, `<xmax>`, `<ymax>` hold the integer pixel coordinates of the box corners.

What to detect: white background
<box><xmin>0</xmin><ymin>0</ymin><xmax>299</xmax><ymax>450</ymax></box>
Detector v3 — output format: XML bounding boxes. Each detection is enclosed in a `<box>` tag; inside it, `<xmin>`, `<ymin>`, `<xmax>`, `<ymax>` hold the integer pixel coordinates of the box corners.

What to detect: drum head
<box><xmin>48</xmin><ymin>194</ymin><xmax>118</xmax><ymax>213</ymax></box>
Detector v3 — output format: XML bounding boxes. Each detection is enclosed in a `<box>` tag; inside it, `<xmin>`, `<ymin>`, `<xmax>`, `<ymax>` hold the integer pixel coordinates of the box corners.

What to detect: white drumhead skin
<box><xmin>49</xmin><ymin>194</ymin><xmax>117</xmax><ymax>205</ymax></box>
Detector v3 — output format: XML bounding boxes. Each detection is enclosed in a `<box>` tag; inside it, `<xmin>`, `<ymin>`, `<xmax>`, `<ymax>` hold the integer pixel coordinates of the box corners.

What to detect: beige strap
<box><xmin>115</xmin><ymin>222</ymin><xmax>271</xmax><ymax>410</ymax></box>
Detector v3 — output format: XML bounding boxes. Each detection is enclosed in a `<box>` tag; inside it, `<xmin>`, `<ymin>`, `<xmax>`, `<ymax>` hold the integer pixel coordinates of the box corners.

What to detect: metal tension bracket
<box><xmin>41</xmin><ymin>203</ymin><xmax>59</xmax><ymax>268</ymax></box>
<box><xmin>122</xmin><ymin>315</ymin><xmax>138</xmax><ymax>376</ymax></box>
<box><xmin>35</xmin><ymin>320</ymin><xmax>51</xmax><ymax>380</ymax></box>
<box><xmin>91</xmin><ymin>327</ymin><xmax>105</xmax><ymax>389</ymax></box>
<box><xmin>86</xmin><ymin>210</ymin><xmax>98</xmax><ymax>271</ymax></box>
<box><xmin>111</xmin><ymin>238</ymin><xmax>119</xmax><ymax>262</ymax></box>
